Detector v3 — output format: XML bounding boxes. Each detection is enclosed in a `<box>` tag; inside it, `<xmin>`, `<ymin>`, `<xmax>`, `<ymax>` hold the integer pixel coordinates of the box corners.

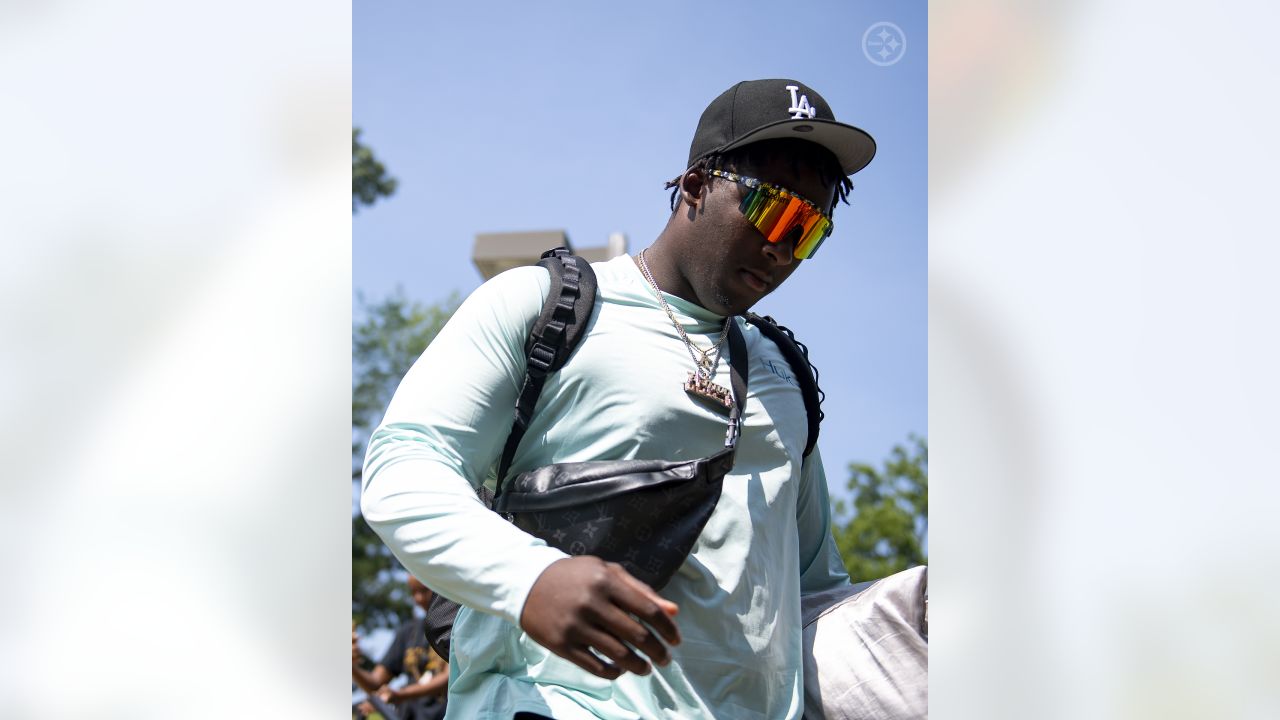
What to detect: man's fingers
<box><xmin>564</xmin><ymin>646</ymin><xmax>623</xmax><ymax>681</ymax></box>
<box><xmin>618</xmin><ymin>569</ymin><xmax>680</xmax><ymax>615</ymax></box>
<box><xmin>607</xmin><ymin>564</ymin><xmax>682</xmax><ymax>646</ymax></box>
<box><xmin>522</xmin><ymin>557</ymin><xmax>683</xmax><ymax>680</ymax></box>
<box><xmin>581</xmin><ymin>626</ymin><xmax>652</xmax><ymax>676</ymax></box>
<box><xmin>612</xmin><ymin>563</ymin><xmax>679</xmax><ymax>614</ymax></box>
<box><xmin>592</xmin><ymin>603</ymin><xmax>672</xmax><ymax>667</ymax></box>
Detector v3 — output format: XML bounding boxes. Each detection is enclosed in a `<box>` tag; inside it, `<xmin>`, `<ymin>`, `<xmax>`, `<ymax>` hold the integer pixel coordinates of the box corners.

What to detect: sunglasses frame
<box><xmin>706</xmin><ymin>169</ymin><xmax>834</xmax><ymax>259</ymax></box>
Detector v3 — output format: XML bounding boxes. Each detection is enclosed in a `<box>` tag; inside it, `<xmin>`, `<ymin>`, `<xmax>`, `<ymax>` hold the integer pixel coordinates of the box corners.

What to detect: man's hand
<box><xmin>351</xmin><ymin>627</ymin><xmax>391</xmax><ymax>694</ymax></box>
<box><xmin>520</xmin><ymin>556</ymin><xmax>681</xmax><ymax>679</ymax></box>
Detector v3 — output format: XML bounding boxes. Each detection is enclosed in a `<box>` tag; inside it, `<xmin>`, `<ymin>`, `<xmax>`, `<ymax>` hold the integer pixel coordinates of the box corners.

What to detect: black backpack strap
<box><xmin>724</xmin><ymin>317</ymin><xmax>748</xmax><ymax>449</ymax></box>
<box><xmin>495</xmin><ymin>247</ymin><xmax>598</xmax><ymax>494</ymax></box>
<box><xmin>431</xmin><ymin>249</ymin><xmax>595</xmax><ymax>661</ymax></box>
<box><xmin>745</xmin><ymin>313</ymin><xmax>825</xmax><ymax>458</ymax></box>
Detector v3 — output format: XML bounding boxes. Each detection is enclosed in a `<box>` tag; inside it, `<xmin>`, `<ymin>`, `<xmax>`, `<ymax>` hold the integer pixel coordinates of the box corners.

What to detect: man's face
<box><xmin>682</xmin><ymin>151</ymin><xmax>838</xmax><ymax>316</ymax></box>
<box><xmin>408</xmin><ymin>577</ymin><xmax>433</xmax><ymax>611</ymax></box>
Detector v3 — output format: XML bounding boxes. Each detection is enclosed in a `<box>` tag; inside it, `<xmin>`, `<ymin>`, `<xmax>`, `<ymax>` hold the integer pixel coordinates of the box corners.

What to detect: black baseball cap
<box><xmin>686</xmin><ymin>79</ymin><xmax>876</xmax><ymax>177</ymax></box>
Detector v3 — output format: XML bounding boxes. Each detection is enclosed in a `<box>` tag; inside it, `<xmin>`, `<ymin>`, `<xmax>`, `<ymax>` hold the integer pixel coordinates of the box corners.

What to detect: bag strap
<box><xmin>744</xmin><ymin>313</ymin><xmax>825</xmax><ymax>458</ymax></box>
<box><xmin>524</xmin><ymin>248</ymin><xmax>598</xmax><ymax>369</ymax></box>
<box><xmin>495</xmin><ymin>247</ymin><xmax>598</xmax><ymax>495</ymax></box>
<box><xmin>493</xmin><ymin>253</ymin><xmax>822</xmax><ymax>490</ymax></box>
<box><xmin>724</xmin><ymin>317</ymin><xmax>748</xmax><ymax>449</ymax></box>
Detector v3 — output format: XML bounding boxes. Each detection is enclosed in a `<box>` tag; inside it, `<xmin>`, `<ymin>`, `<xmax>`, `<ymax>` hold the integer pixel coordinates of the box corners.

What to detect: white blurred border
<box><xmin>5</xmin><ymin>0</ymin><xmax>1280</xmax><ymax>717</ymax></box>
<box><xmin>0</xmin><ymin>0</ymin><xmax>349</xmax><ymax>716</ymax></box>
<box><xmin>932</xmin><ymin>0</ymin><xmax>1280</xmax><ymax>718</ymax></box>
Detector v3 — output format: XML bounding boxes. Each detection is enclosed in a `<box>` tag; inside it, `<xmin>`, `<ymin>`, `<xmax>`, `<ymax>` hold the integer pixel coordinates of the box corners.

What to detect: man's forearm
<box><xmin>394</xmin><ymin>668</ymin><xmax>449</xmax><ymax>700</ymax></box>
<box><xmin>361</xmin><ymin>456</ymin><xmax>568</xmax><ymax>626</ymax></box>
<box><xmin>351</xmin><ymin>663</ymin><xmax>389</xmax><ymax>696</ymax></box>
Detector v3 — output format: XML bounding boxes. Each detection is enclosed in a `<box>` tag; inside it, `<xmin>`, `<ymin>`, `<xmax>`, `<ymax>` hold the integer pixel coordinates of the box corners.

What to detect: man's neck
<box><xmin>635</xmin><ymin>235</ymin><xmax>698</xmax><ymax>306</ymax></box>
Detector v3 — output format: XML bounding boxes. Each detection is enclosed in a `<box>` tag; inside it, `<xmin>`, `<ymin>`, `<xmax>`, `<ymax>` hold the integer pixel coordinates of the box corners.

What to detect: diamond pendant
<box><xmin>685</xmin><ymin>372</ymin><xmax>734</xmax><ymax>411</ymax></box>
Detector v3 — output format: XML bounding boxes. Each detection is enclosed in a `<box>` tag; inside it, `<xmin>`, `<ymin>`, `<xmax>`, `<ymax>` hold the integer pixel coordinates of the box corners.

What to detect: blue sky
<box><xmin>354</xmin><ymin>0</ymin><xmax>926</xmax><ymax>498</ymax></box>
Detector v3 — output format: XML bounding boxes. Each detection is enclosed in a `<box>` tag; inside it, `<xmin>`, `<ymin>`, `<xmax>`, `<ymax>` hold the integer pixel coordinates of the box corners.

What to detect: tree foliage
<box><xmin>352</xmin><ymin>127</ymin><xmax>398</xmax><ymax>213</ymax></box>
<box><xmin>832</xmin><ymin>435</ymin><xmax>928</xmax><ymax>583</ymax></box>
<box><xmin>352</xmin><ymin>291</ymin><xmax>459</xmax><ymax>630</ymax></box>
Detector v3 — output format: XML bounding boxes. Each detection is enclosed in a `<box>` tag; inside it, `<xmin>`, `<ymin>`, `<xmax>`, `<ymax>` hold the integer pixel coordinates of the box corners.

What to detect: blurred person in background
<box><xmin>353</xmin><ymin>575</ymin><xmax>448</xmax><ymax>720</ymax></box>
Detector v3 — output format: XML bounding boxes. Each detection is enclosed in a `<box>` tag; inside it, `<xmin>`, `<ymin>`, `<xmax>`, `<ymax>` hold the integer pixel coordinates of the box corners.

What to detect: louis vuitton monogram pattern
<box><xmin>510</xmin><ymin>470</ymin><xmax>725</xmax><ymax>590</ymax></box>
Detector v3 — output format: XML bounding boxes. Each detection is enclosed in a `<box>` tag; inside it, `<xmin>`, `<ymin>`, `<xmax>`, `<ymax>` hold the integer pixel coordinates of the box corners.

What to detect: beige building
<box><xmin>472</xmin><ymin>231</ymin><xmax>628</xmax><ymax>280</ymax></box>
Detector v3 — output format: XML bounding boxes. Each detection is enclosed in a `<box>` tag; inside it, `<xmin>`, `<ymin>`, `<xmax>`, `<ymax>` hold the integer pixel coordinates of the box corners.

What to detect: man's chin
<box><xmin>711</xmin><ymin>285</ymin><xmax>764</xmax><ymax>317</ymax></box>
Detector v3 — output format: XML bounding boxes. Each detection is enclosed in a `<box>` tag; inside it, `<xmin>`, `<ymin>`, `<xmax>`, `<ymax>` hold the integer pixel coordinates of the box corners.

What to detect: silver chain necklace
<box><xmin>637</xmin><ymin>249</ymin><xmax>735</xmax><ymax>410</ymax></box>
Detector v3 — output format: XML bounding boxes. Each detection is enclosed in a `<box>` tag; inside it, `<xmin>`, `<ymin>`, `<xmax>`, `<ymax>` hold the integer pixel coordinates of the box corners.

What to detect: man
<box><xmin>353</xmin><ymin>576</ymin><xmax>449</xmax><ymax>720</ymax></box>
<box><xmin>361</xmin><ymin>79</ymin><xmax>877</xmax><ymax>719</ymax></box>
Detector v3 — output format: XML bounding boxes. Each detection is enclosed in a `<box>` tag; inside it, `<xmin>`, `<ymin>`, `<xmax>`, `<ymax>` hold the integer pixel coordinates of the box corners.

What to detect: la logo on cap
<box><xmin>786</xmin><ymin>85</ymin><xmax>817</xmax><ymax>119</ymax></box>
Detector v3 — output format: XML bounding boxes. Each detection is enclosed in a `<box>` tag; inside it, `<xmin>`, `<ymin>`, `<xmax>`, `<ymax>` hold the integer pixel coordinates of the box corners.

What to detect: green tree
<box><xmin>352</xmin><ymin>291</ymin><xmax>459</xmax><ymax>630</ymax></box>
<box><xmin>353</xmin><ymin>127</ymin><xmax>398</xmax><ymax>213</ymax></box>
<box><xmin>832</xmin><ymin>435</ymin><xmax>928</xmax><ymax>582</ymax></box>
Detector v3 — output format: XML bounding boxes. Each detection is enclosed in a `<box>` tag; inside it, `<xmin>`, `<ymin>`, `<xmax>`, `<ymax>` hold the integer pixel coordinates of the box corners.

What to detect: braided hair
<box><xmin>664</xmin><ymin>138</ymin><xmax>854</xmax><ymax>218</ymax></box>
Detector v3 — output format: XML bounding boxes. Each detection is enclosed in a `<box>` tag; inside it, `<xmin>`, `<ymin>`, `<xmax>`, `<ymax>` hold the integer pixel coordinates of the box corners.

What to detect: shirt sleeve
<box><xmin>795</xmin><ymin>446</ymin><xmax>852</xmax><ymax>592</ymax></box>
<box><xmin>379</xmin><ymin>622</ymin><xmax>409</xmax><ymax>677</ymax></box>
<box><xmin>360</xmin><ymin>265</ymin><xmax>570</xmax><ymax>627</ymax></box>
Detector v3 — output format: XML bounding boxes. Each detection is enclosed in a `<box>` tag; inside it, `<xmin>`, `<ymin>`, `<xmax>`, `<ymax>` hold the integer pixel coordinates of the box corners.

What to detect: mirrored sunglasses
<box><xmin>708</xmin><ymin>169</ymin><xmax>834</xmax><ymax>260</ymax></box>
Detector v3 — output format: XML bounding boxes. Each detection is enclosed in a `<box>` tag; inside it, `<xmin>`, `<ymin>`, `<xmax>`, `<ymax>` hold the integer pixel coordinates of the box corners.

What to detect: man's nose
<box><xmin>762</xmin><ymin>229</ymin><xmax>799</xmax><ymax>266</ymax></box>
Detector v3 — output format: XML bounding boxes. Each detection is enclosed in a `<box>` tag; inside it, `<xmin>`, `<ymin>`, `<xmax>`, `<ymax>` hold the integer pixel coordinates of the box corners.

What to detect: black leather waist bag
<box><xmin>491</xmin><ymin>319</ymin><xmax>748</xmax><ymax>591</ymax></box>
<box><xmin>494</xmin><ymin>447</ymin><xmax>735</xmax><ymax>590</ymax></box>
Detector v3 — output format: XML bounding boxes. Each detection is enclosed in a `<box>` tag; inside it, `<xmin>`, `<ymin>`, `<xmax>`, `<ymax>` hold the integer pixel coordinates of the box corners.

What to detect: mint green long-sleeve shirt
<box><xmin>361</xmin><ymin>254</ymin><xmax>850</xmax><ymax>719</ymax></box>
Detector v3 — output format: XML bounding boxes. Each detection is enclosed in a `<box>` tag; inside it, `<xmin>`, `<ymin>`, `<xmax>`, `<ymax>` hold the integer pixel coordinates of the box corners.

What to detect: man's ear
<box><xmin>680</xmin><ymin>168</ymin><xmax>707</xmax><ymax>219</ymax></box>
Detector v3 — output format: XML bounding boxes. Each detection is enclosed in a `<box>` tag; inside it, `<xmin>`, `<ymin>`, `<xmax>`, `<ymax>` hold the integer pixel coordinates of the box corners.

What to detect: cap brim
<box><xmin>716</xmin><ymin>118</ymin><xmax>876</xmax><ymax>176</ymax></box>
